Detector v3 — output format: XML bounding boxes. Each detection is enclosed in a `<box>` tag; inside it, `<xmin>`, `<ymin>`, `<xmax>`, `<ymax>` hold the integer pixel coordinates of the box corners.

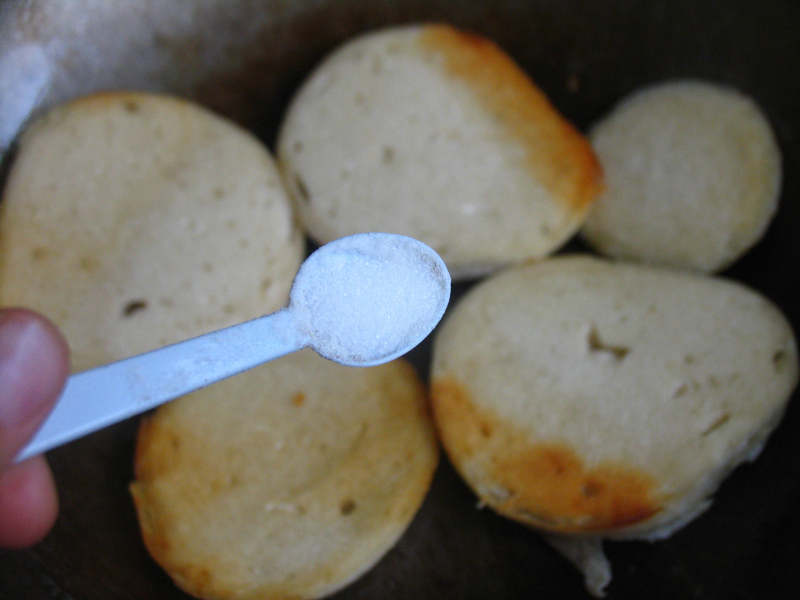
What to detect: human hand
<box><xmin>0</xmin><ymin>308</ymin><xmax>69</xmax><ymax>547</ymax></box>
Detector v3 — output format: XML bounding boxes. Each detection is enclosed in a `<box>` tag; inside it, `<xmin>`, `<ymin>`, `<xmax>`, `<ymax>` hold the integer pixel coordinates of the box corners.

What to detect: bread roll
<box><xmin>277</xmin><ymin>24</ymin><xmax>601</xmax><ymax>280</ymax></box>
<box><xmin>131</xmin><ymin>351</ymin><xmax>438</xmax><ymax>600</ymax></box>
<box><xmin>431</xmin><ymin>255</ymin><xmax>797</xmax><ymax>595</ymax></box>
<box><xmin>0</xmin><ymin>91</ymin><xmax>303</xmax><ymax>371</ymax></box>
<box><xmin>581</xmin><ymin>80</ymin><xmax>781</xmax><ymax>272</ymax></box>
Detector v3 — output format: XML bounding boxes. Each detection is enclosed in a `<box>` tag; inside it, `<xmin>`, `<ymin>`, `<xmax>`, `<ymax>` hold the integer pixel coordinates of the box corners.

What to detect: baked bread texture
<box><xmin>131</xmin><ymin>350</ymin><xmax>439</xmax><ymax>600</ymax></box>
<box><xmin>581</xmin><ymin>80</ymin><xmax>781</xmax><ymax>273</ymax></box>
<box><xmin>431</xmin><ymin>255</ymin><xmax>797</xmax><ymax>595</ymax></box>
<box><xmin>0</xmin><ymin>91</ymin><xmax>303</xmax><ymax>371</ymax></box>
<box><xmin>277</xmin><ymin>24</ymin><xmax>602</xmax><ymax>280</ymax></box>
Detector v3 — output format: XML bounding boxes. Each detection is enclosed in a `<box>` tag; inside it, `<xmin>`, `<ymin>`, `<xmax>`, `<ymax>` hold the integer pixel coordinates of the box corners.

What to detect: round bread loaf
<box><xmin>130</xmin><ymin>350</ymin><xmax>438</xmax><ymax>600</ymax></box>
<box><xmin>431</xmin><ymin>255</ymin><xmax>797</xmax><ymax>594</ymax></box>
<box><xmin>0</xmin><ymin>91</ymin><xmax>303</xmax><ymax>371</ymax></box>
<box><xmin>277</xmin><ymin>24</ymin><xmax>602</xmax><ymax>280</ymax></box>
<box><xmin>581</xmin><ymin>80</ymin><xmax>781</xmax><ymax>273</ymax></box>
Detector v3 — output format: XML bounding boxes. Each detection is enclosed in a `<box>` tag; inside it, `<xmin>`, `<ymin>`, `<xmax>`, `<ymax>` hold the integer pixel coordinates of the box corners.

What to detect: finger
<box><xmin>0</xmin><ymin>308</ymin><xmax>70</xmax><ymax>467</ymax></box>
<box><xmin>0</xmin><ymin>455</ymin><xmax>58</xmax><ymax>547</ymax></box>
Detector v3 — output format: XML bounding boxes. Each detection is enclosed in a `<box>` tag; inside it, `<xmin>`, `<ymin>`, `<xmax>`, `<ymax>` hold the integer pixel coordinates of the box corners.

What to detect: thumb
<box><xmin>0</xmin><ymin>309</ymin><xmax>70</xmax><ymax>467</ymax></box>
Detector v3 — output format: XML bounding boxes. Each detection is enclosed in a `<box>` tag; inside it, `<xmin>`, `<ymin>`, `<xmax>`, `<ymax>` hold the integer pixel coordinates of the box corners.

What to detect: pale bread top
<box><xmin>581</xmin><ymin>80</ymin><xmax>781</xmax><ymax>273</ymax></box>
<box><xmin>130</xmin><ymin>350</ymin><xmax>439</xmax><ymax>600</ymax></box>
<box><xmin>0</xmin><ymin>91</ymin><xmax>303</xmax><ymax>371</ymax></box>
<box><xmin>277</xmin><ymin>24</ymin><xmax>602</xmax><ymax>280</ymax></box>
<box><xmin>431</xmin><ymin>255</ymin><xmax>797</xmax><ymax>540</ymax></box>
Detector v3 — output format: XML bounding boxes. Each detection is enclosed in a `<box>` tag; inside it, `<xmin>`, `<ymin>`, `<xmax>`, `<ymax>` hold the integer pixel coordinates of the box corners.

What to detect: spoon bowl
<box><xmin>291</xmin><ymin>233</ymin><xmax>451</xmax><ymax>366</ymax></box>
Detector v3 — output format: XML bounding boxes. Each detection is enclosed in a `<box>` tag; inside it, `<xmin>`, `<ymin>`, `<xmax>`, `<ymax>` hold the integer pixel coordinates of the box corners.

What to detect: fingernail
<box><xmin>0</xmin><ymin>314</ymin><xmax>61</xmax><ymax>430</ymax></box>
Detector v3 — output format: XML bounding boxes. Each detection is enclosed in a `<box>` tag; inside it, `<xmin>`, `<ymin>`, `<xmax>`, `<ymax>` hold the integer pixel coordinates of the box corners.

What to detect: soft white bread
<box><xmin>431</xmin><ymin>255</ymin><xmax>797</xmax><ymax>595</ymax></box>
<box><xmin>277</xmin><ymin>24</ymin><xmax>602</xmax><ymax>280</ymax></box>
<box><xmin>581</xmin><ymin>80</ymin><xmax>781</xmax><ymax>273</ymax></box>
<box><xmin>130</xmin><ymin>350</ymin><xmax>439</xmax><ymax>600</ymax></box>
<box><xmin>0</xmin><ymin>91</ymin><xmax>303</xmax><ymax>370</ymax></box>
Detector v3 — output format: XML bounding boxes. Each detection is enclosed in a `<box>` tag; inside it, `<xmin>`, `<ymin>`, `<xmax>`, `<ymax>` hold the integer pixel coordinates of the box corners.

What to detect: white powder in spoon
<box><xmin>289</xmin><ymin>233</ymin><xmax>450</xmax><ymax>366</ymax></box>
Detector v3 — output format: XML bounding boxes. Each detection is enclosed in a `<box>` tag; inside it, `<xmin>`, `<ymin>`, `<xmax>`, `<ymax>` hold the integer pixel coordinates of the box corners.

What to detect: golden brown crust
<box><xmin>431</xmin><ymin>376</ymin><xmax>660</xmax><ymax>533</ymax></box>
<box><xmin>277</xmin><ymin>25</ymin><xmax>602</xmax><ymax>279</ymax></box>
<box><xmin>131</xmin><ymin>354</ymin><xmax>438</xmax><ymax>600</ymax></box>
<box><xmin>419</xmin><ymin>24</ymin><xmax>603</xmax><ymax>214</ymax></box>
<box><xmin>430</xmin><ymin>255</ymin><xmax>798</xmax><ymax>540</ymax></box>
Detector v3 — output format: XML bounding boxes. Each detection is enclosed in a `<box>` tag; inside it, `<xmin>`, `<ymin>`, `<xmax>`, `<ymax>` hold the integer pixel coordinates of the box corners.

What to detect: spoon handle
<box><xmin>16</xmin><ymin>308</ymin><xmax>304</xmax><ymax>463</ymax></box>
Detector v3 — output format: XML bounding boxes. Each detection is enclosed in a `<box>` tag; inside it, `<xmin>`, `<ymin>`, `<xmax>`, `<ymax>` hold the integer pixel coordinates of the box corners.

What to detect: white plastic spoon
<box><xmin>16</xmin><ymin>232</ymin><xmax>450</xmax><ymax>463</ymax></box>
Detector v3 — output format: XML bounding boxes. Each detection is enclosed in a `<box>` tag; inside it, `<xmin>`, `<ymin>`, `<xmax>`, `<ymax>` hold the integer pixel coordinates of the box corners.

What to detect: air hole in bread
<box><xmin>123</xmin><ymin>299</ymin><xmax>148</xmax><ymax>317</ymax></box>
<box><xmin>79</xmin><ymin>255</ymin><xmax>100</xmax><ymax>272</ymax></box>
<box><xmin>295</xmin><ymin>174</ymin><xmax>311</xmax><ymax>203</ymax></box>
<box><xmin>701</xmin><ymin>412</ymin><xmax>731</xmax><ymax>436</ymax></box>
<box><xmin>340</xmin><ymin>498</ymin><xmax>356</xmax><ymax>515</ymax></box>
<box><xmin>582</xmin><ymin>480</ymin><xmax>604</xmax><ymax>498</ymax></box>
<box><xmin>587</xmin><ymin>325</ymin><xmax>629</xmax><ymax>360</ymax></box>
<box><xmin>672</xmin><ymin>382</ymin><xmax>689</xmax><ymax>398</ymax></box>
<box><xmin>123</xmin><ymin>99</ymin><xmax>140</xmax><ymax>113</ymax></box>
<box><xmin>30</xmin><ymin>246</ymin><xmax>48</xmax><ymax>261</ymax></box>
<box><xmin>773</xmin><ymin>349</ymin><xmax>787</xmax><ymax>371</ymax></box>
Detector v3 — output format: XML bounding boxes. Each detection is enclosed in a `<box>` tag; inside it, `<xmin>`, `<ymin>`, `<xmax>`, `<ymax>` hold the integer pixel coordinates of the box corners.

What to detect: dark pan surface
<box><xmin>1</xmin><ymin>1</ymin><xmax>799</xmax><ymax>598</ymax></box>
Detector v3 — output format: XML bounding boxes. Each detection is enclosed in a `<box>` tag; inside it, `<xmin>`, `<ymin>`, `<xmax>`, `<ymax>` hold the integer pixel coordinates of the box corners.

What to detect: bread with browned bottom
<box><xmin>131</xmin><ymin>351</ymin><xmax>438</xmax><ymax>600</ymax></box>
<box><xmin>431</xmin><ymin>255</ymin><xmax>797</xmax><ymax>595</ymax></box>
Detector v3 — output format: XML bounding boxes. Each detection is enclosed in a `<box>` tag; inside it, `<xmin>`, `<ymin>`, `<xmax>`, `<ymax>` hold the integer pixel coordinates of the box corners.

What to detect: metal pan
<box><xmin>1</xmin><ymin>1</ymin><xmax>798</xmax><ymax>598</ymax></box>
